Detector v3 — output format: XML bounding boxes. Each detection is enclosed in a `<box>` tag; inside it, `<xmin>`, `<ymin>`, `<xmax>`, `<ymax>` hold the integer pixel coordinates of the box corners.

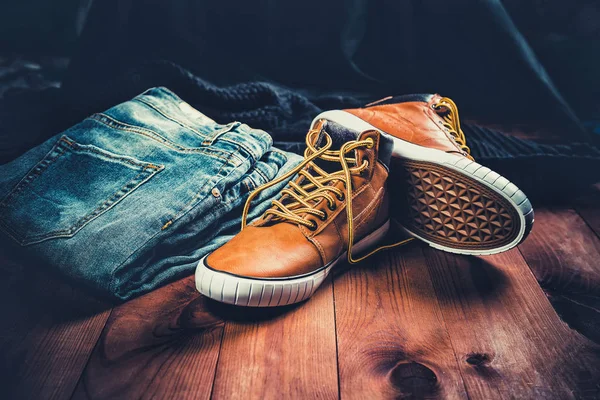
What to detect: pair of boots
<box><xmin>195</xmin><ymin>94</ymin><xmax>534</xmax><ymax>307</ymax></box>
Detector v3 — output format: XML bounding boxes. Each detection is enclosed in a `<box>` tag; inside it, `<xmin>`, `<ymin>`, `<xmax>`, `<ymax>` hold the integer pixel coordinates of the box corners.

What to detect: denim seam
<box><xmin>160</xmin><ymin>149</ymin><xmax>244</xmax><ymax>228</ymax></box>
<box><xmin>254</xmin><ymin>167</ymin><xmax>269</xmax><ymax>184</ymax></box>
<box><xmin>271</xmin><ymin>149</ymin><xmax>290</xmax><ymax>160</ymax></box>
<box><xmin>242</xmin><ymin>179</ymin><xmax>254</xmax><ymax>193</ymax></box>
<box><xmin>250</xmin><ymin>151</ymin><xmax>290</xmax><ymax>190</ymax></box>
<box><xmin>220</xmin><ymin>137</ymin><xmax>262</xmax><ymax>163</ymax></box>
<box><xmin>0</xmin><ymin>137</ymin><xmax>72</xmax><ymax>243</ymax></box>
<box><xmin>0</xmin><ymin>136</ymin><xmax>164</xmax><ymax>246</ymax></box>
<box><xmin>134</xmin><ymin>97</ymin><xmax>207</xmax><ymax>139</ymax></box>
<box><xmin>0</xmin><ymin>136</ymin><xmax>71</xmax><ymax>209</ymax></box>
<box><xmin>109</xmin><ymin>197</ymin><xmax>232</xmax><ymax>299</ymax></box>
<box><xmin>90</xmin><ymin>114</ymin><xmax>232</xmax><ymax>161</ymax></box>
<box><xmin>4</xmin><ymin>166</ymin><xmax>162</xmax><ymax>246</ymax></box>
<box><xmin>1</xmin><ymin>135</ymin><xmax>162</xmax><ymax>208</ymax></box>
<box><xmin>233</xmin><ymin>153</ymin><xmax>287</xmax><ymax>203</ymax></box>
<box><xmin>223</xmin><ymin>175</ymin><xmax>259</xmax><ymax>206</ymax></box>
<box><xmin>66</xmin><ymin>136</ymin><xmax>164</xmax><ymax>169</ymax></box>
<box><xmin>107</xmin><ymin>152</ymin><xmax>256</xmax><ymax>297</ymax></box>
<box><xmin>91</xmin><ymin>113</ymin><xmax>200</xmax><ymax>152</ymax></box>
<box><xmin>202</xmin><ymin>122</ymin><xmax>241</xmax><ymax>146</ymax></box>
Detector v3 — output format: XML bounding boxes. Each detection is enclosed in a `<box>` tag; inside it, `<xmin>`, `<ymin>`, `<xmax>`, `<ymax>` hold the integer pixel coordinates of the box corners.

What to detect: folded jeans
<box><xmin>0</xmin><ymin>87</ymin><xmax>303</xmax><ymax>300</ymax></box>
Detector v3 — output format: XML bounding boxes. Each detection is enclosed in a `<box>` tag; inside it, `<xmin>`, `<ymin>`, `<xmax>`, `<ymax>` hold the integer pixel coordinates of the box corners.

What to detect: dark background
<box><xmin>1</xmin><ymin>0</ymin><xmax>600</xmax><ymax>200</ymax></box>
<box><xmin>1</xmin><ymin>0</ymin><xmax>598</xmax><ymax>119</ymax></box>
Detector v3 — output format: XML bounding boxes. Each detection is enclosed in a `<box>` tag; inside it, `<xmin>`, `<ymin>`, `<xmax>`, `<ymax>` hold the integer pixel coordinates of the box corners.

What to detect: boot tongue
<box><xmin>311</xmin><ymin>119</ymin><xmax>363</xmax><ymax>174</ymax></box>
<box><xmin>317</xmin><ymin>115</ymin><xmax>396</xmax><ymax>169</ymax></box>
<box><xmin>316</xmin><ymin>120</ymin><xmax>362</xmax><ymax>149</ymax></box>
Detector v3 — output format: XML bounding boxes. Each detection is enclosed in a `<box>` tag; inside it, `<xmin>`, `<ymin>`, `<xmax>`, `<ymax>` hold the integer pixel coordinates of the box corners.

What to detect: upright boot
<box><xmin>195</xmin><ymin>120</ymin><xmax>405</xmax><ymax>307</ymax></box>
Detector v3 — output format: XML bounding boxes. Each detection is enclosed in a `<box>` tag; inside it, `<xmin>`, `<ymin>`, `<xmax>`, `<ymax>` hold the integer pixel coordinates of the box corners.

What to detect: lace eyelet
<box><xmin>328</xmin><ymin>202</ymin><xmax>337</xmax><ymax>211</ymax></box>
<box><xmin>319</xmin><ymin>211</ymin><xmax>328</xmax><ymax>221</ymax></box>
<box><xmin>337</xmin><ymin>193</ymin><xmax>345</xmax><ymax>201</ymax></box>
<box><xmin>308</xmin><ymin>221</ymin><xmax>318</xmax><ymax>231</ymax></box>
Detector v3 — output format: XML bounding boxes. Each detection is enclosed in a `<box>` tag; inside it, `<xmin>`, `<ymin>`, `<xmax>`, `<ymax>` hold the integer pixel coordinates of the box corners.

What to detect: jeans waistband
<box><xmin>136</xmin><ymin>87</ymin><xmax>273</xmax><ymax>164</ymax></box>
<box><xmin>206</xmin><ymin>121</ymin><xmax>273</xmax><ymax>164</ymax></box>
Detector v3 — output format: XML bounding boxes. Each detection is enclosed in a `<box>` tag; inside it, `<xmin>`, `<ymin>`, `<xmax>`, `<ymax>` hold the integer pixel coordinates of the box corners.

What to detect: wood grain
<box><xmin>574</xmin><ymin>183</ymin><xmax>600</xmax><ymax>238</ymax></box>
<box><xmin>518</xmin><ymin>207</ymin><xmax>600</xmax><ymax>345</ymax></box>
<box><xmin>333</xmin><ymin>244</ymin><xmax>468</xmax><ymax>399</ymax></box>
<box><xmin>71</xmin><ymin>276</ymin><xmax>223</xmax><ymax>400</ymax></box>
<box><xmin>2</xmin><ymin>202</ymin><xmax>600</xmax><ymax>399</ymax></box>
<box><xmin>424</xmin><ymin>247</ymin><xmax>600</xmax><ymax>399</ymax></box>
<box><xmin>0</xmin><ymin>253</ymin><xmax>111</xmax><ymax>400</ymax></box>
<box><xmin>211</xmin><ymin>277</ymin><xmax>338</xmax><ymax>400</ymax></box>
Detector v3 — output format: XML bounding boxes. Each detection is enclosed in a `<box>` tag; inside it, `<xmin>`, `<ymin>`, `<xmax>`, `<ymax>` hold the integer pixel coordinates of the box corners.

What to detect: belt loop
<box><xmin>202</xmin><ymin>122</ymin><xmax>242</xmax><ymax>146</ymax></box>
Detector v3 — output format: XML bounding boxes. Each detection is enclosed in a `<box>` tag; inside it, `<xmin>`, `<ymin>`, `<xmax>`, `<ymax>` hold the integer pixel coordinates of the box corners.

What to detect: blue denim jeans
<box><xmin>0</xmin><ymin>87</ymin><xmax>302</xmax><ymax>300</ymax></box>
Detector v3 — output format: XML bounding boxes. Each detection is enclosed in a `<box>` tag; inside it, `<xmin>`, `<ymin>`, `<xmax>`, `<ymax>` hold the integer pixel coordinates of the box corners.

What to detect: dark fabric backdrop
<box><xmin>63</xmin><ymin>0</ymin><xmax>596</xmax><ymax>138</ymax></box>
<box><xmin>1</xmin><ymin>0</ymin><xmax>599</xmax><ymax>201</ymax></box>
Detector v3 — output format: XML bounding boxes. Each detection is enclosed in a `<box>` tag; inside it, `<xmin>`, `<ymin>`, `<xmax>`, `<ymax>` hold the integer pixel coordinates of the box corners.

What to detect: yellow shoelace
<box><xmin>241</xmin><ymin>125</ymin><xmax>413</xmax><ymax>264</ymax></box>
<box><xmin>432</xmin><ymin>97</ymin><xmax>471</xmax><ymax>156</ymax></box>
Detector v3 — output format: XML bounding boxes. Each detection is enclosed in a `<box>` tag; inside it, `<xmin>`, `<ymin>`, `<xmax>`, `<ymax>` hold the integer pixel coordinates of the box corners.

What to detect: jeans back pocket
<box><xmin>0</xmin><ymin>135</ymin><xmax>163</xmax><ymax>246</ymax></box>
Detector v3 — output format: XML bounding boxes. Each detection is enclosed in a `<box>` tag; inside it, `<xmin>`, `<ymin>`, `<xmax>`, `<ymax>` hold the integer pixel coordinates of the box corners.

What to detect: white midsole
<box><xmin>311</xmin><ymin>110</ymin><xmax>532</xmax><ymax>255</ymax></box>
<box><xmin>195</xmin><ymin>220</ymin><xmax>391</xmax><ymax>307</ymax></box>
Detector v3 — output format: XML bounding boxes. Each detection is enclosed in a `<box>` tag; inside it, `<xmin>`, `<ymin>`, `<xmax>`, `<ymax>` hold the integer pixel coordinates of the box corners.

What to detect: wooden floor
<box><xmin>1</xmin><ymin>186</ymin><xmax>599</xmax><ymax>400</ymax></box>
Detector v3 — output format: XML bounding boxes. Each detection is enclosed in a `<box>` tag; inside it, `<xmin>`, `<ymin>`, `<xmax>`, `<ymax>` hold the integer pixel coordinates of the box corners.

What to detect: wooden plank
<box><xmin>518</xmin><ymin>207</ymin><xmax>600</xmax><ymax>345</ymax></box>
<box><xmin>211</xmin><ymin>277</ymin><xmax>338</xmax><ymax>400</ymax></box>
<box><xmin>0</xmin><ymin>253</ymin><xmax>111</xmax><ymax>400</ymax></box>
<box><xmin>573</xmin><ymin>183</ymin><xmax>600</xmax><ymax>238</ymax></box>
<box><xmin>333</xmin><ymin>244</ymin><xmax>468</xmax><ymax>399</ymax></box>
<box><xmin>71</xmin><ymin>276</ymin><xmax>224</xmax><ymax>400</ymax></box>
<box><xmin>424</xmin><ymin>246</ymin><xmax>600</xmax><ymax>399</ymax></box>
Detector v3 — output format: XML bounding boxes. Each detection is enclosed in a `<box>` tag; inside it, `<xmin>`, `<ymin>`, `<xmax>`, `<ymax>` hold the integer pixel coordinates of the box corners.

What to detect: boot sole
<box><xmin>195</xmin><ymin>220</ymin><xmax>390</xmax><ymax>307</ymax></box>
<box><xmin>311</xmin><ymin>110</ymin><xmax>534</xmax><ymax>255</ymax></box>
